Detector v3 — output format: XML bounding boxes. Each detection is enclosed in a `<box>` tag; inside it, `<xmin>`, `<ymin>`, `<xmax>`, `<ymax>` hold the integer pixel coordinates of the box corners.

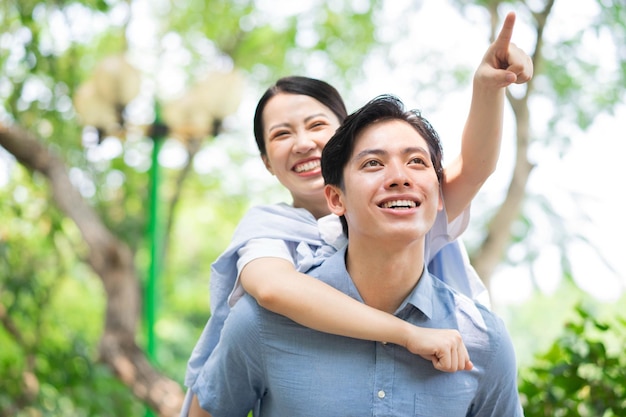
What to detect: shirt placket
<box><xmin>372</xmin><ymin>341</ymin><xmax>394</xmax><ymax>416</ymax></box>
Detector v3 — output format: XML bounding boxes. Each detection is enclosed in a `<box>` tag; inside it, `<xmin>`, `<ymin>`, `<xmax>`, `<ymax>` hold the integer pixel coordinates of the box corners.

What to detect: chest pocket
<box><xmin>414</xmin><ymin>390</ymin><xmax>473</xmax><ymax>417</ymax></box>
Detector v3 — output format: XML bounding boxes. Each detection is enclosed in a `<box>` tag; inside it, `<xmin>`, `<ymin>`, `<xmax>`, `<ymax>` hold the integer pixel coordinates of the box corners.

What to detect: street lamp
<box><xmin>74</xmin><ymin>54</ymin><xmax>244</xmax><ymax>365</ymax></box>
<box><xmin>162</xmin><ymin>69</ymin><xmax>245</xmax><ymax>143</ymax></box>
<box><xmin>73</xmin><ymin>55</ymin><xmax>141</xmax><ymax>141</ymax></box>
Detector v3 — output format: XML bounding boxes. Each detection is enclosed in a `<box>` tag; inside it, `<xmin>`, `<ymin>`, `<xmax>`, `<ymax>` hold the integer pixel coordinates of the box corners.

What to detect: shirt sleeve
<box><xmin>228</xmin><ymin>238</ymin><xmax>294</xmax><ymax>307</ymax></box>
<box><xmin>192</xmin><ymin>295</ymin><xmax>265</xmax><ymax>416</ymax></box>
<box><xmin>425</xmin><ymin>198</ymin><xmax>471</xmax><ymax>263</ymax></box>
<box><xmin>447</xmin><ymin>203</ymin><xmax>470</xmax><ymax>240</ymax></box>
<box><xmin>427</xmin><ymin>239</ymin><xmax>491</xmax><ymax>307</ymax></box>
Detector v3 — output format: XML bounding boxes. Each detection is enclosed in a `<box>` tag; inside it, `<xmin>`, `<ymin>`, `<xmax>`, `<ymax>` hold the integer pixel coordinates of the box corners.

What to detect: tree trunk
<box><xmin>471</xmin><ymin>1</ymin><xmax>553</xmax><ymax>291</ymax></box>
<box><xmin>0</xmin><ymin>123</ymin><xmax>184</xmax><ymax>417</ymax></box>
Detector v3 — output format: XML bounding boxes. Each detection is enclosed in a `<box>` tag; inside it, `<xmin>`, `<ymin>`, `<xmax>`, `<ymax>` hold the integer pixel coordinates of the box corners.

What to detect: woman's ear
<box><xmin>261</xmin><ymin>154</ymin><xmax>274</xmax><ymax>175</ymax></box>
<box><xmin>435</xmin><ymin>183</ymin><xmax>444</xmax><ymax>212</ymax></box>
<box><xmin>324</xmin><ymin>184</ymin><xmax>346</xmax><ymax>216</ymax></box>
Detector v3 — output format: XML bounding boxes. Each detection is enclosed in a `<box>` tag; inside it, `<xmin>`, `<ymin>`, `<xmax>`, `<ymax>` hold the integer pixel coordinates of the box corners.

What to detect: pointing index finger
<box><xmin>494</xmin><ymin>12</ymin><xmax>516</xmax><ymax>53</ymax></box>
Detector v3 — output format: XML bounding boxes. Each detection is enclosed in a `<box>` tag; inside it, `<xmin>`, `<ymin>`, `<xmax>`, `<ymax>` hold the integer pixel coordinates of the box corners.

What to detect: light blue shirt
<box><xmin>193</xmin><ymin>246</ymin><xmax>522</xmax><ymax>417</ymax></box>
<box><xmin>183</xmin><ymin>202</ymin><xmax>483</xmax><ymax>392</ymax></box>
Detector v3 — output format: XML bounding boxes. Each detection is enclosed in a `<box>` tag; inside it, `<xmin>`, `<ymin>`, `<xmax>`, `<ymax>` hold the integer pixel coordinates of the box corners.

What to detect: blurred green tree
<box><xmin>519</xmin><ymin>304</ymin><xmax>626</xmax><ymax>416</ymax></box>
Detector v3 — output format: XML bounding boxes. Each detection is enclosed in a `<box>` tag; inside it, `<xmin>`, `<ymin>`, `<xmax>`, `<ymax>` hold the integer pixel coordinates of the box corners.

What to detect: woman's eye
<box><xmin>364</xmin><ymin>160</ymin><xmax>381</xmax><ymax>168</ymax></box>
<box><xmin>271</xmin><ymin>131</ymin><xmax>289</xmax><ymax>140</ymax></box>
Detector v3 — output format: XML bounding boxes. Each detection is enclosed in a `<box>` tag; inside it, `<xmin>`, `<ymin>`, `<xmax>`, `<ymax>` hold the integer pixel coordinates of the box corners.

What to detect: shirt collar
<box><xmin>319</xmin><ymin>246</ymin><xmax>436</xmax><ymax>320</ymax></box>
<box><xmin>395</xmin><ymin>267</ymin><xmax>435</xmax><ymax>320</ymax></box>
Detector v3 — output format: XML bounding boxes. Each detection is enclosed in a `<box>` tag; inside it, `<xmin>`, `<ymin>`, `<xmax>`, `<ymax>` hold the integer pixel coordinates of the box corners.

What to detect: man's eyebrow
<box><xmin>404</xmin><ymin>146</ymin><xmax>430</xmax><ymax>156</ymax></box>
<box><xmin>354</xmin><ymin>148</ymin><xmax>386</xmax><ymax>160</ymax></box>
<box><xmin>353</xmin><ymin>146</ymin><xmax>429</xmax><ymax>160</ymax></box>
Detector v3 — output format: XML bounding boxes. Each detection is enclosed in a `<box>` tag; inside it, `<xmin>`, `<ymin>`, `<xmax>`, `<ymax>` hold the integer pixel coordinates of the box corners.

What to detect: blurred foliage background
<box><xmin>1</xmin><ymin>0</ymin><xmax>625</xmax><ymax>415</ymax></box>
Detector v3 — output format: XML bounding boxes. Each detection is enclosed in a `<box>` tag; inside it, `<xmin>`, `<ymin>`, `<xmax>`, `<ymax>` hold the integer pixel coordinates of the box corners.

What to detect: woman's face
<box><xmin>261</xmin><ymin>93</ymin><xmax>341</xmax><ymax>211</ymax></box>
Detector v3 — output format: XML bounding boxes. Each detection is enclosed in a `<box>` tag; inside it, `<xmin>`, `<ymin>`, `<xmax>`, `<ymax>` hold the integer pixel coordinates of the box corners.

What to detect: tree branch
<box><xmin>472</xmin><ymin>1</ymin><xmax>554</xmax><ymax>289</ymax></box>
<box><xmin>161</xmin><ymin>137</ymin><xmax>202</xmax><ymax>263</ymax></box>
<box><xmin>0</xmin><ymin>123</ymin><xmax>184</xmax><ymax>416</ymax></box>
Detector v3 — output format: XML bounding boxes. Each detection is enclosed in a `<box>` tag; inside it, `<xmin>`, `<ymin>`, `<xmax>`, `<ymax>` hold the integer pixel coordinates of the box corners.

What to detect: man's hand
<box><xmin>404</xmin><ymin>326</ymin><xmax>473</xmax><ymax>372</ymax></box>
<box><xmin>476</xmin><ymin>11</ymin><xmax>534</xmax><ymax>88</ymax></box>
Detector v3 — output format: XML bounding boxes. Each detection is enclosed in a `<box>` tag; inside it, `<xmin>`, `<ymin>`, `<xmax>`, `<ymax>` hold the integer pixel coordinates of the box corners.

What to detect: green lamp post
<box><xmin>74</xmin><ymin>56</ymin><xmax>164</xmax><ymax>360</ymax></box>
<box><xmin>75</xmin><ymin>56</ymin><xmax>244</xmax><ymax>414</ymax></box>
<box><xmin>146</xmin><ymin>107</ymin><xmax>166</xmax><ymax>360</ymax></box>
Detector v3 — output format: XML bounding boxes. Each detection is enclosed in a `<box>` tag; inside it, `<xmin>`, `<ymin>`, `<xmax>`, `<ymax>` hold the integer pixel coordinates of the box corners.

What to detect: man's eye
<box><xmin>410</xmin><ymin>157</ymin><xmax>427</xmax><ymax>165</ymax></box>
<box><xmin>364</xmin><ymin>160</ymin><xmax>381</xmax><ymax>167</ymax></box>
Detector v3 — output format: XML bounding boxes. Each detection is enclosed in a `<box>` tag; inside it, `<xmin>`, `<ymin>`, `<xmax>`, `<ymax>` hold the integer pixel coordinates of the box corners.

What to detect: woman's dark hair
<box><xmin>253</xmin><ymin>76</ymin><xmax>348</xmax><ymax>156</ymax></box>
<box><xmin>321</xmin><ymin>94</ymin><xmax>444</xmax><ymax>235</ymax></box>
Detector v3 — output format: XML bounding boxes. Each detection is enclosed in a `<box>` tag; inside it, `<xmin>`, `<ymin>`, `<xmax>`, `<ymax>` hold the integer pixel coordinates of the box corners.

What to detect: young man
<box><xmin>191</xmin><ymin>95</ymin><xmax>523</xmax><ymax>416</ymax></box>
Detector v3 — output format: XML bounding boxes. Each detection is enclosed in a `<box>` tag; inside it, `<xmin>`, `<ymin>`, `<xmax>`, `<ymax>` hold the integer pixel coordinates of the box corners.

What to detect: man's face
<box><xmin>325</xmin><ymin>119</ymin><xmax>442</xmax><ymax>243</ymax></box>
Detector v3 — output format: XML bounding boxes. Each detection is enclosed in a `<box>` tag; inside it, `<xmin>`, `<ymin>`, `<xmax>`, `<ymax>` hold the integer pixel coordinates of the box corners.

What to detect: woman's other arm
<box><xmin>442</xmin><ymin>12</ymin><xmax>533</xmax><ymax>221</ymax></box>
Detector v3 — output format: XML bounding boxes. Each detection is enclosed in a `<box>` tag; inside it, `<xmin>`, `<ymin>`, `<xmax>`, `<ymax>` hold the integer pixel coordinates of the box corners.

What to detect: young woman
<box><xmin>184</xmin><ymin>12</ymin><xmax>532</xmax><ymax>416</ymax></box>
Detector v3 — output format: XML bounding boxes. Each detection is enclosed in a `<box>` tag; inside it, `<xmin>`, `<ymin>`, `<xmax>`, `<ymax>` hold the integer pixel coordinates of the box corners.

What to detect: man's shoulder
<box><xmin>434</xmin><ymin>281</ymin><xmax>517</xmax><ymax>372</ymax></box>
<box><xmin>445</xmin><ymin>287</ymin><xmax>522</xmax><ymax>415</ymax></box>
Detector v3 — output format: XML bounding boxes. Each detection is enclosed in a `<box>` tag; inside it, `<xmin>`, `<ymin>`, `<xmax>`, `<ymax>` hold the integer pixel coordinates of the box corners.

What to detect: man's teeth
<box><xmin>380</xmin><ymin>200</ymin><xmax>417</xmax><ymax>209</ymax></box>
<box><xmin>294</xmin><ymin>160</ymin><xmax>321</xmax><ymax>173</ymax></box>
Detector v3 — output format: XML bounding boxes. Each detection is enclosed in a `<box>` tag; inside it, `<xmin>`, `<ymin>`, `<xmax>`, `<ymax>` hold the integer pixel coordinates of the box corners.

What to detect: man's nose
<box><xmin>386</xmin><ymin>162</ymin><xmax>411</xmax><ymax>188</ymax></box>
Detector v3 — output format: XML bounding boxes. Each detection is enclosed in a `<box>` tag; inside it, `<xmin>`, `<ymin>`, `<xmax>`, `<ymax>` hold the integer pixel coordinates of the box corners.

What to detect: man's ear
<box><xmin>324</xmin><ymin>184</ymin><xmax>346</xmax><ymax>216</ymax></box>
<box><xmin>261</xmin><ymin>154</ymin><xmax>274</xmax><ymax>175</ymax></box>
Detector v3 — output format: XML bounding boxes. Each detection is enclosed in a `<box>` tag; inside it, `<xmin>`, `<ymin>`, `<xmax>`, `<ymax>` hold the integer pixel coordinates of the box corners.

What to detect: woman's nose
<box><xmin>292</xmin><ymin>132</ymin><xmax>316</xmax><ymax>154</ymax></box>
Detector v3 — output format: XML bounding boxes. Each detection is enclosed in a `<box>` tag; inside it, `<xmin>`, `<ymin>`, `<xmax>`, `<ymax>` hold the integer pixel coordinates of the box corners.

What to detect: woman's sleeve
<box><xmin>425</xmin><ymin>201</ymin><xmax>471</xmax><ymax>262</ymax></box>
<box><xmin>228</xmin><ymin>238</ymin><xmax>294</xmax><ymax>307</ymax></box>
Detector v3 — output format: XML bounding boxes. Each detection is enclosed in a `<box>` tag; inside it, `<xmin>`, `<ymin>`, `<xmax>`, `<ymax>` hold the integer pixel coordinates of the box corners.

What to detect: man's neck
<box><xmin>345</xmin><ymin>239</ymin><xmax>426</xmax><ymax>314</ymax></box>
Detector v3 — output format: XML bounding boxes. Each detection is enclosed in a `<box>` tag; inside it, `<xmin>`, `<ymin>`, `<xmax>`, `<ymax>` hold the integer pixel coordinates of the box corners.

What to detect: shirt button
<box><xmin>377</xmin><ymin>390</ymin><xmax>386</xmax><ymax>399</ymax></box>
